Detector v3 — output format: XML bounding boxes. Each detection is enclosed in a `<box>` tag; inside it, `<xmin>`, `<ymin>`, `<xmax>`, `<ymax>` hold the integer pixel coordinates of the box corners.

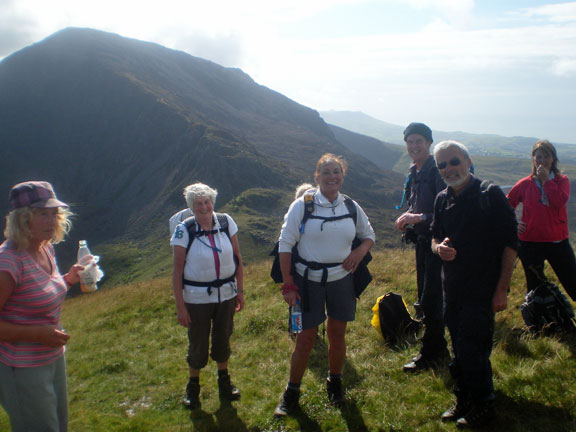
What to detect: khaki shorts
<box><xmin>185</xmin><ymin>297</ymin><xmax>236</xmax><ymax>369</ymax></box>
<box><xmin>295</xmin><ymin>273</ymin><xmax>356</xmax><ymax>329</ymax></box>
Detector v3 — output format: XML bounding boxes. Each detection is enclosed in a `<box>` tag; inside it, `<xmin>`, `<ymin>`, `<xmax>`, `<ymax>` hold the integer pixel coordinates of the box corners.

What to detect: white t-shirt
<box><xmin>170</xmin><ymin>213</ymin><xmax>238</xmax><ymax>304</ymax></box>
<box><xmin>278</xmin><ymin>191</ymin><xmax>375</xmax><ymax>283</ymax></box>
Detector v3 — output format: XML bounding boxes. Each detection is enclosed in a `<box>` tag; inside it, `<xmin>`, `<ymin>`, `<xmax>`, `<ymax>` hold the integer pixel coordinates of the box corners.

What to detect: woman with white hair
<box><xmin>170</xmin><ymin>183</ymin><xmax>244</xmax><ymax>410</ymax></box>
<box><xmin>0</xmin><ymin>181</ymin><xmax>84</xmax><ymax>432</ymax></box>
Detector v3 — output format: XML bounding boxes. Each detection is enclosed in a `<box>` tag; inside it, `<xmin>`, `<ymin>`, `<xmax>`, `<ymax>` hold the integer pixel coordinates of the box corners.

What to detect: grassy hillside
<box><xmin>2</xmin><ymin>248</ymin><xmax>575</xmax><ymax>431</ymax></box>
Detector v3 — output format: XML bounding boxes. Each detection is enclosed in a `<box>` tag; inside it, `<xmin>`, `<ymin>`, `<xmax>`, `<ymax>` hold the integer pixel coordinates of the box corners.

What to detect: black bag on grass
<box><xmin>521</xmin><ymin>281</ymin><xmax>576</xmax><ymax>334</ymax></box>
<box><xmin>373</xmin><ymin>292</ymin><xmax>421</xmax><ymax>346</ymax></box>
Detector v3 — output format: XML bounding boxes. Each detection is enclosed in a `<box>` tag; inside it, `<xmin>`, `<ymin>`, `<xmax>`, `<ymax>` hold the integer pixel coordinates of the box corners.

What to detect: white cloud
<box><xmin>395</xmin><ymin>0</ymin><xmax>475</xmax><ymax>26</ymax></box>
<box><xmin>250</xmin><ymin>20</ymin><xmax>576</xmax><ymax>87</ymax></box>
<box><xmin>0</xmin><ymin>0</ymin><xmax>38</xmax><ymax>56</ymax></box>
<box><xmin>518</xmin><ymin>2</ymin><xmax>576</xmax><ymax>23</ymax></box>
<box><xmin>551</xmin><ymin>58</ymin><xmax>576</xmax><ymax>77</ymax></box>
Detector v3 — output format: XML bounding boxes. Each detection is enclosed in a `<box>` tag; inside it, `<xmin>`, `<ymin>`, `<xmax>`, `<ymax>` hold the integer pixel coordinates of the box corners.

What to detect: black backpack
<box><xmin>521</xmin><ymin>281</ymin><xmax>576</xmax><ymax>334</ymax></box>
<box><xmin>375</xmin><ymin>292</ymin><xmax>421</xmax><ymax>346</ymax></box>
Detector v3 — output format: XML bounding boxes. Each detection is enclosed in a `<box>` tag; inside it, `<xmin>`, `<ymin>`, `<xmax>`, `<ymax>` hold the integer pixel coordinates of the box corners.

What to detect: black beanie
<box><xmin>403</xmin><ymin>122</ymin><xmax>433</xmax><ymax>143</ymax></box>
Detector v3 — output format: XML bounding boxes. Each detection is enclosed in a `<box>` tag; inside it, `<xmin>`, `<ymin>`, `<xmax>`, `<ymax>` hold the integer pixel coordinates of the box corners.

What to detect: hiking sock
<box><xmin>287</xmin><ymin>382</ymin><xmax>301</xmax><ymax>392</ymax></box>
<box><xmin>327</xmin><ymin>373</ymin><xmax>344</xmax><ymax>405</ymax></box>
<box><xmin>328</xmin><ymin>373</ymin><xmax>342</xmax><ymax>383</ymax></box>
<box><xmin>184</xmin><ymin>377</ymin><xmax>201</xmax><ymax>409</ymax></box>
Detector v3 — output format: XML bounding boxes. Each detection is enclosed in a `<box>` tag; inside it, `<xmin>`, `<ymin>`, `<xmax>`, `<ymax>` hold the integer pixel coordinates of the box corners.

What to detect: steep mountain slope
<box><xmin>0</xmin><ymin>28</ymin><xmax>403</xmax><ymax>266</ymax></box>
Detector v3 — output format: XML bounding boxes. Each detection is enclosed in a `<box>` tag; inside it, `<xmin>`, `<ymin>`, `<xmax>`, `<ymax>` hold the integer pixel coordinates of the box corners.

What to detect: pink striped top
<box><xmin>0</xmin><ymin>241</ymin><xmax>68</xmax><ymax>367</ymax></box>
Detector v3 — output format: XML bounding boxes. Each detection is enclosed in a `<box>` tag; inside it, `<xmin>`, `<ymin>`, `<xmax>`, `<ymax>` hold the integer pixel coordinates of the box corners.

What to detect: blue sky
<box><xmin>1</xmin><ymin>0</ymin><xmax>575</xmax><ymax>143</ymax></box>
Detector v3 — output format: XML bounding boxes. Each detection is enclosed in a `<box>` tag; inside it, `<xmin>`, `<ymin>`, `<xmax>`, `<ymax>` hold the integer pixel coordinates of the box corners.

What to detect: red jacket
<box><xmin>507</xmin><ymin>174</ymin><xmax>570</xmax><ymax>242</ymax></box>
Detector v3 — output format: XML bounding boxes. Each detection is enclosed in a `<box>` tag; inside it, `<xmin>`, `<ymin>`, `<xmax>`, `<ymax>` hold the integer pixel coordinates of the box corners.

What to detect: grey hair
<box><xmin>184</xmin><ymin>183</ymin><xmax>218</xmax><ymax>212</ymax></box>
<box><xmin>433</xmin><ymin>140</ymin><xmax>470</xmax><ymax>161</ymax></box>
<box><xmin>294</xmin><ymin>183</ymin><xmax>314</xmax><ymax>199</ymax></box>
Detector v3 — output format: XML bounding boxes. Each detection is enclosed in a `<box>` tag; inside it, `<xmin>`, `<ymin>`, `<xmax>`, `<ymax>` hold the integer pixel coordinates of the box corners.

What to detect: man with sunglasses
<box><xmin>431</xmin><ymin>141</ymin><xmax>518</xmax><ymax>428</ymax></box>
<box><xmin>395</xmin><ymin>122</ymin><xmax>449</xmax><ymax>373</ymax></box>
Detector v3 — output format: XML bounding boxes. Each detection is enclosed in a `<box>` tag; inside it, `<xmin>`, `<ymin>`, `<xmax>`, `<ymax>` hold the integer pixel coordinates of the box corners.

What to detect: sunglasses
<box><xmin>437</xmin><ymin>157</ymin><xmax>462</xmax><ymax>170</ymax></box>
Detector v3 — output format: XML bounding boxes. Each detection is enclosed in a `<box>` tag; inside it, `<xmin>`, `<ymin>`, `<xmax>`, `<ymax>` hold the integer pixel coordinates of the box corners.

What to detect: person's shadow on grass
<box><xmin>490</xmin><ymin>390</ymin><xmax>574</xmax><ymax>432</ymax></box>
<box><xmin>338</xmin><ymin>399</ymin><xmax>369</xmax><ymax>432</ymax></box>
<box><xmin>188</xmin><ymin>408</ymin><xmax>217</xmax><ymax>431</ymax></box>
<box><xmin>306</xmin><ymin>337</ymin><xmax>369</xmax><ymax>431</ymax></box>
<box><xmin>188</xmin><ymin>400</ymin><xmax>248</xmax><ymax>432</ymax></box>
<box><xmin>214</xmin><ymin>399</ymin><xmax>248</xmax><ymax>431</ymax></box>
<box><xmin>273</xmin><ymin>404</ymin><xmax>322</xmax><ymax>432</ymax></box>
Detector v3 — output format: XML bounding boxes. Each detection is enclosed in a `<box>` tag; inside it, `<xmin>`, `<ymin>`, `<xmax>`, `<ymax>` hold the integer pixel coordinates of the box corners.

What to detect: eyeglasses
<box><xmin>437</xmin><ymin>157</ymin><xmax>462</xmax><ymax>170</ymax></box>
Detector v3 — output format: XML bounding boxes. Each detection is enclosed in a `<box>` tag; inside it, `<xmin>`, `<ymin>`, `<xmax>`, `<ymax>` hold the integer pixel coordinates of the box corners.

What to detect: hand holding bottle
<box><xmin>77</xmin><ymin>240</ymin><xmax>104</xmax><ymax>293</ymax></box>
<box><xmin>291</xmin><ymin>300</ymin><xmax>303</xmax><ymax>334</ymax></box>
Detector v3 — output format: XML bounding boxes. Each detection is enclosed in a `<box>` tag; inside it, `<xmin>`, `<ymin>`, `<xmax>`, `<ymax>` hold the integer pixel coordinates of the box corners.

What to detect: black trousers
<box><xmin>518</xmin><ymin>239</ymin><xmax>576</xmax><ymax>301</ymax></box>
<box><xmin>415</xmin><ymin>236</ymin><xmax>447</xmax><ymax>358</ymax></box>
<box><xmin>445</xmin><ymin>301</ymin><xmax>495</xmax><ymax>403</ymax></box>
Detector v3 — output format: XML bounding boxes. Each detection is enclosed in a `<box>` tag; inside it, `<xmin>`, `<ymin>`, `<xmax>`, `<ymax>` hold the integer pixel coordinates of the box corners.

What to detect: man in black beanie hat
<box><xmin>395</xmin><ymin>122</ymin><xmax>449</xmax><ymax>373</ymax></box>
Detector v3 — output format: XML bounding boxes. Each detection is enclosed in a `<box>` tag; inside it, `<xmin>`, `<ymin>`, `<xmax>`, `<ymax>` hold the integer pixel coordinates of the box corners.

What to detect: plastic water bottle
<box><xmin>77</xmin><ymin>240</ymin><xmax>97</xmax><ymax>292</ymax></box>
<box><xmin>291</xmin><ymin>300</ymin><xmax>303</xmax><ymax>334</ymax></box>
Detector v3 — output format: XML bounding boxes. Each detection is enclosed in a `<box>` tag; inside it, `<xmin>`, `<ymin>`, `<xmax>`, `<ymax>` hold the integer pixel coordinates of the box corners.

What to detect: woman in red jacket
<box><xmin>508</xmin><ymin>139</ymin><xmax>576</xmax><ymax>300</ymax></box>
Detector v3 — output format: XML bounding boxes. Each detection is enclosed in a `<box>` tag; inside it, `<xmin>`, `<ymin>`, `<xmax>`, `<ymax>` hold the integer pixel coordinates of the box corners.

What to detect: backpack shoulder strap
<box><xmin>479</xmin><ymin>180</ymin><xmax>495</xmax><ymax>213</ymax></box>
<box><xmin>184</xmin><ymin>216</ymin><xmax>198</xmax><ymax>254</ymax></box>
<box><xmin>434</xmin><ymin>189</ymin><xmax>448</xmax><ymax>219</ymax></box>
<box><xmin>215</xmin><ymin>213</ymin><xmax>230</xmax><ymax>239</ymax></box>
<box><xmin>216</xmin><ymin>213</ymin><xmax>239</xmax><ymax>275</ymax></box>
<box><xmin>480</xmin><ymin>179</ymin><xmax>494</xmax><ymax>191</ymax></box>
<box><xmin>342</xmin><ymin>194</ymin><xmax>357</xmax><ymax>225</ymax></box>
<box><xmin>428</xmin><ymin>165</ymin><xmax>441</xmax><ymax>194</ymax></box>
<box><xmin>300</xmin><ymin>190</ymin><xmax>316</xmax><ymax>228</ymax></box>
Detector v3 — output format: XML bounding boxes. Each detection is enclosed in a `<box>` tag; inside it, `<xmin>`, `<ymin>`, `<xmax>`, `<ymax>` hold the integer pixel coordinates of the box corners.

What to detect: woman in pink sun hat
<box><xmin>0</xmin><ymin>181</ymin><xmax>84</xmax><ymax>432</ymax></box>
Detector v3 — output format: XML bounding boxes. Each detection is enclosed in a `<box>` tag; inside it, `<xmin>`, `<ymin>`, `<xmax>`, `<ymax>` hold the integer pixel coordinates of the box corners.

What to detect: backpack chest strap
<box><xmin>305</xmin><ymin>213</ymin><xmax>354</xmax><ymax>231</ymax></box>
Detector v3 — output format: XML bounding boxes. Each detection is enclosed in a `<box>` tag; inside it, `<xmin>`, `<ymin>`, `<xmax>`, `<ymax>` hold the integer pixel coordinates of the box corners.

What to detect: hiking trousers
<box><xmin>445</xmin><ymin>301</ymin><xmax>495</xmax><ymax>403</ymax></box>
<box><xmin>519</xmin><ymin>239</ymin><xmax>576</xmax><ymax>300</ymax></box>
<box><xmin>185</xmin><ymin>297</ymin><xmax>236</xmax><ymax>369</ymax></box>
<box><xmin>416</xmin><ymin>236</ymin><xmax>448</xmax><ymax>359</ymax></box>
<box><xmin>0</xmin><ymin>355</ymin><xmax>68</xmax><ymax>432</ymax></box>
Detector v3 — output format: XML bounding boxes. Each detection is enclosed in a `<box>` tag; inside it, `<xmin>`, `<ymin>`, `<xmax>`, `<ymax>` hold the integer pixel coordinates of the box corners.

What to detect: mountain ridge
<box><xmin>0</xmin><ymin>28</ymin><xmax>403</xmax><ymax>270</ymax></box>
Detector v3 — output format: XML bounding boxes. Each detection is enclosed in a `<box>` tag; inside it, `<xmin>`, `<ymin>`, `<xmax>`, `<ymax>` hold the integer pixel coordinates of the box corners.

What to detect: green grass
<box><xmin>1</xmin><ymin>248</ymin><xmax>576</xmax><ymax>431</ymax></box>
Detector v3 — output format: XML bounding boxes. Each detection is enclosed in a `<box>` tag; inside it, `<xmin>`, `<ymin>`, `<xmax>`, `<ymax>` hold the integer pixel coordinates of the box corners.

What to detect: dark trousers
<box><xmin>518</xmin><ymin>239</ymin><xmax>576</xmax><ymax>301</ymax></box>
<box><xmin>415</xmin><ymin>237</ymin><xmax>447</xmax><ymax>358</ymax></box>
<box><xmin>445</xmin><ymin>302</ymin><xmax>495</xmax><ymax>403</ymax></box>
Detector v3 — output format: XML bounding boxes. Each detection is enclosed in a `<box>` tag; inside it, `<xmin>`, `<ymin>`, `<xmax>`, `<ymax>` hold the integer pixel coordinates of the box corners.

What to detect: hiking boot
<box><xmin>404</xmin><ymin>350</ymin><xmax>450</xmax><ymax>373</ymax></box>
<box><xmin>455</xmin><ymin>401</ymin><xmax>496</xmax><ymax>429</ymax></box>
<box><xmin>326</xmin><ymin>376</ymin><xmax>345</xmax><ymax>406</ymax></box>
<box><xmin>403</xmin><ymin>354</ymin><xmax>430</xmax><ymax>373</ymax></box>
<box><xmin>274</xmin><ymin>387</ymin><xmax>300</xmax><ymax>417</ymax></box>
<box><xmin>183</xmin><ymin>380</ymin><xmax>201</xmax><ymax>409</ymax></box>
<box><xmin>413</xmin><ymin>302</ymin><xmax>424</xmax><ymax>321</ymax></box>
<box><xmin>218</xmin><ymin>374</ymin><xmax>241</xmax><ymax>401</ymax></box>
<box><xmin>441</xmin><ymin>399</ymin><xmax>471</xmax><ymax>422</ymax></box>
